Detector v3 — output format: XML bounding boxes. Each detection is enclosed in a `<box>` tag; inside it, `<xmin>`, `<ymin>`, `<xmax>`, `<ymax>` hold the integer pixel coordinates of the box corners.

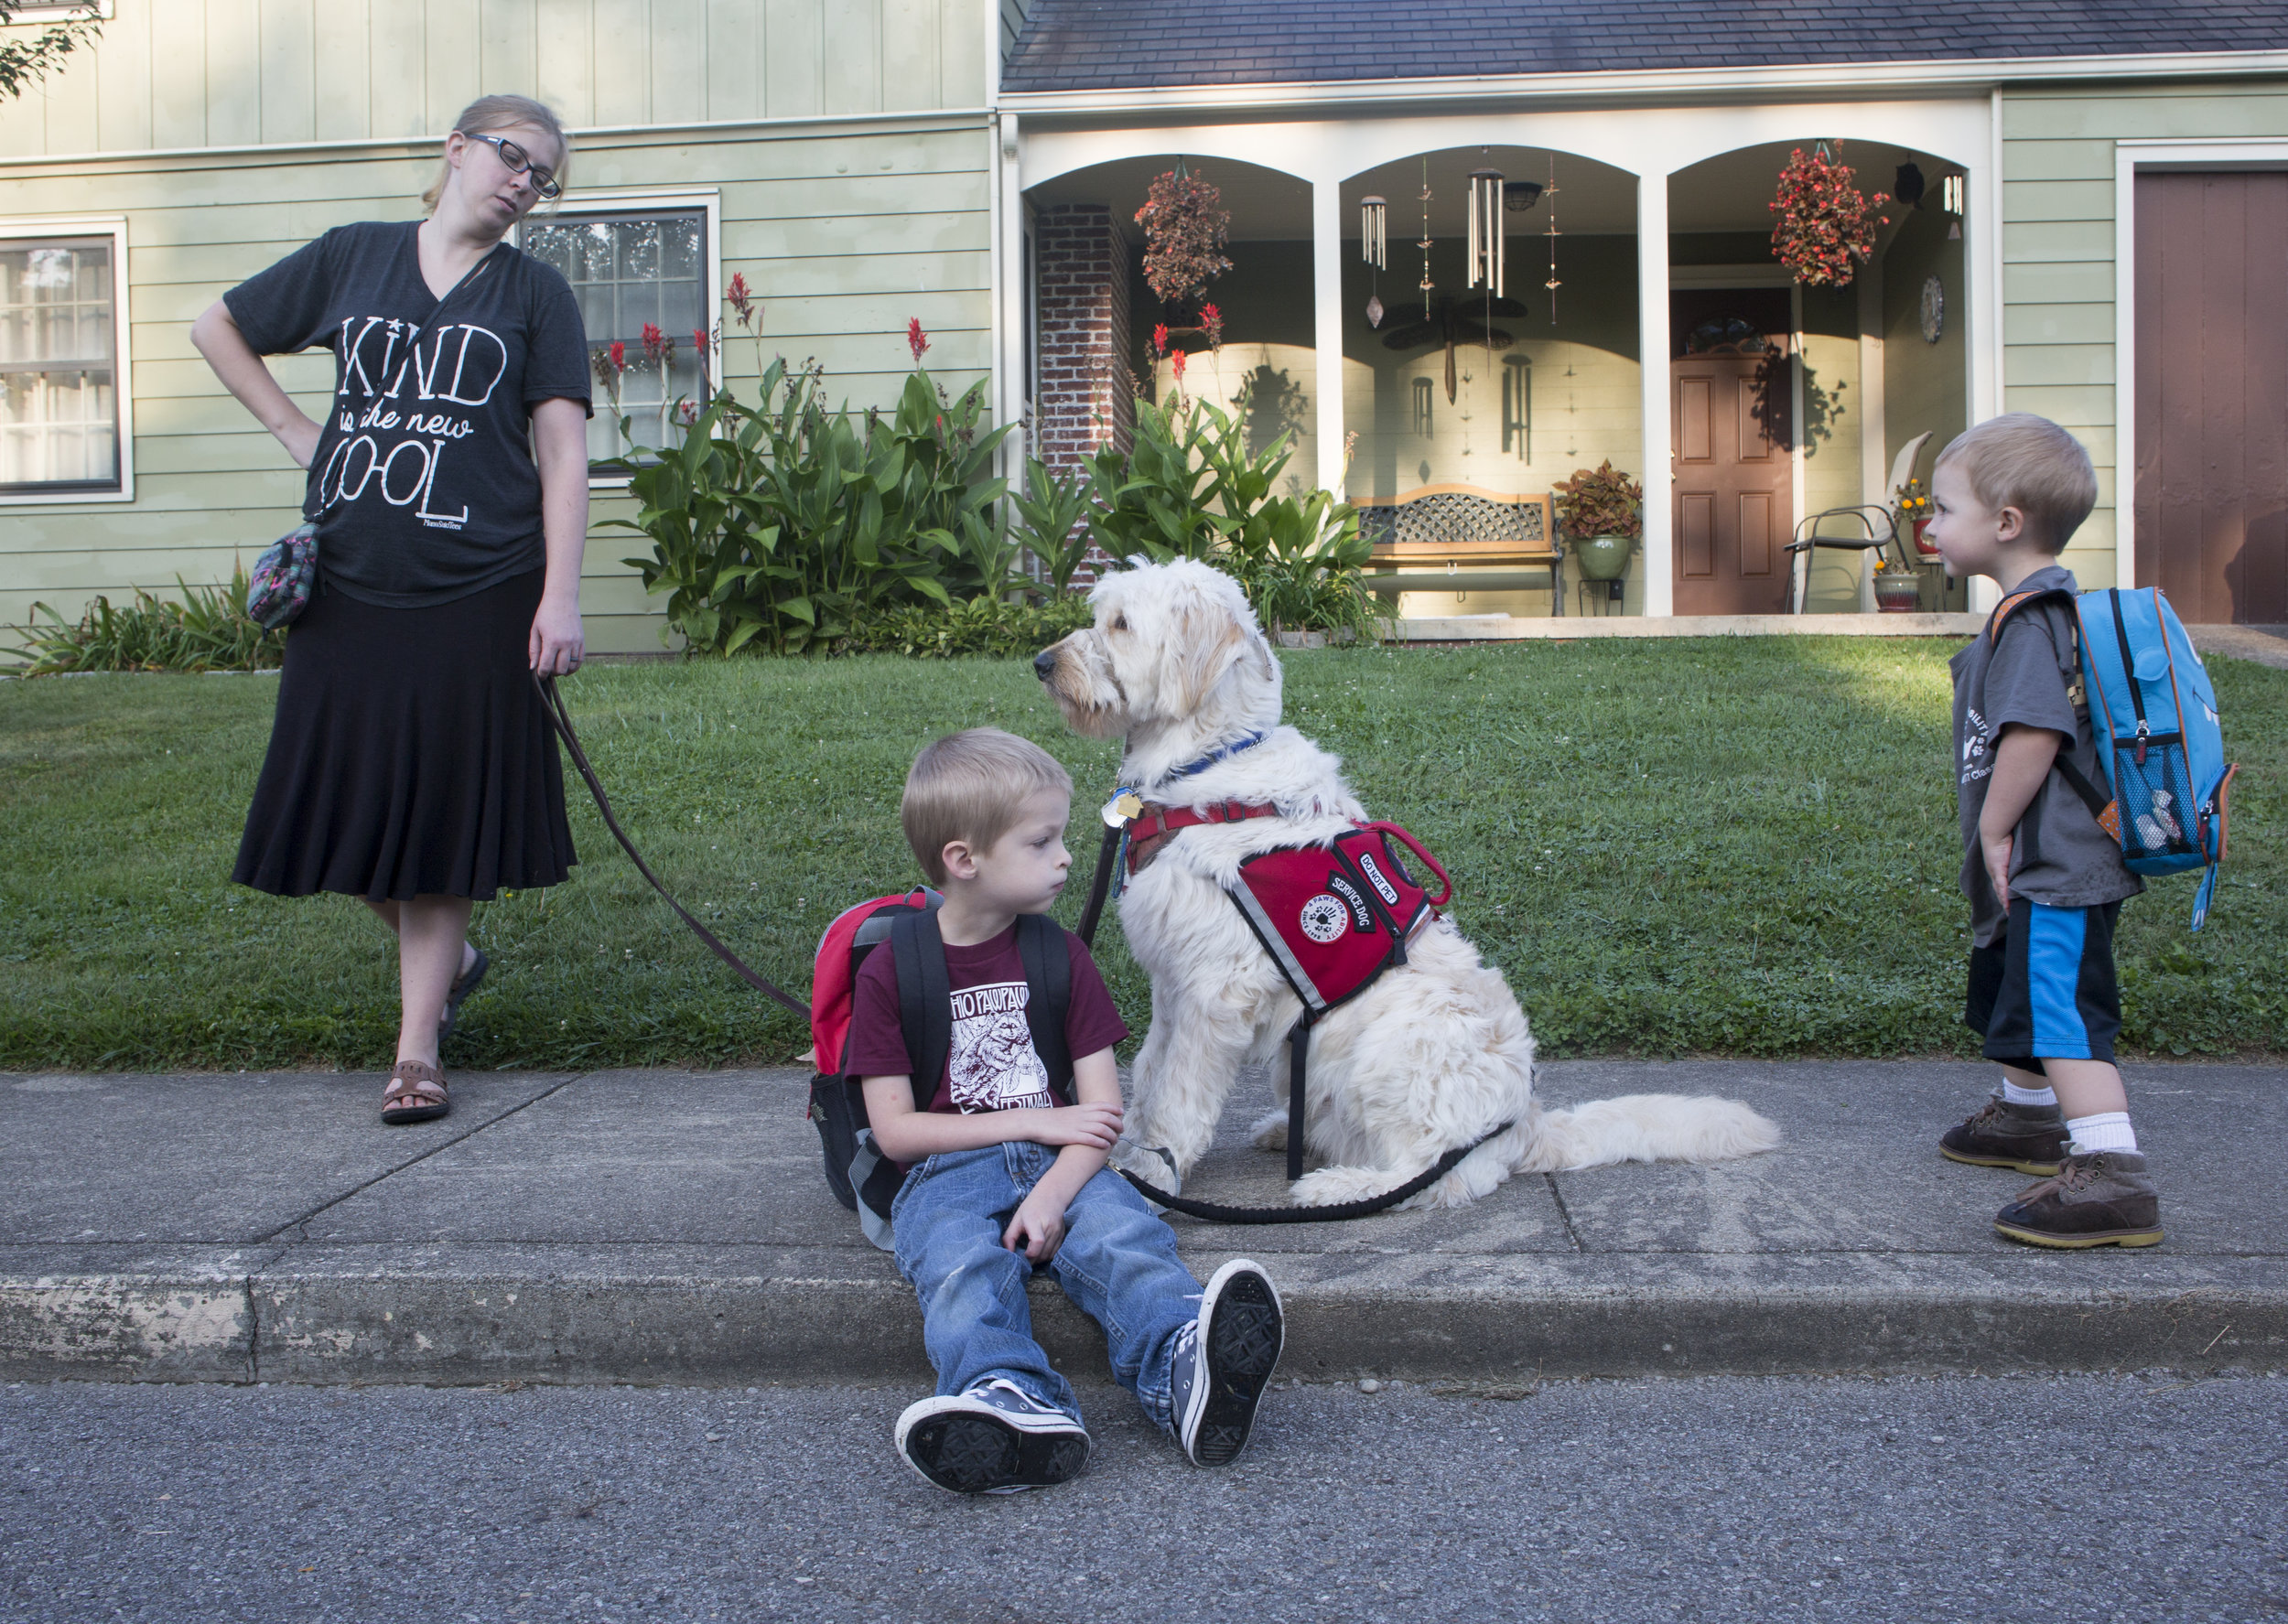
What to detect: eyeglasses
<box><xmin>461</xmin><ymin>132</ymin><xmax>562</xmax><ymax>200</ymax></box>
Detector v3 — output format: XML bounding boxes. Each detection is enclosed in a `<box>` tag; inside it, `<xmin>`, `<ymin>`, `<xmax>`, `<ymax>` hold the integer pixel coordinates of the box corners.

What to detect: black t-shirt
<box><xmin>224</xmin><ymin>220</ymin><xmax>592</xmax><ymax>608</ymax></box>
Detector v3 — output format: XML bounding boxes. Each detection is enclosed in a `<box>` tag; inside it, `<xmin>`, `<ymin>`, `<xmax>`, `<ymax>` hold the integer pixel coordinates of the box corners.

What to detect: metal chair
<box><xmin>1786</xmin><ymin>504</ymin><xmax>1905</xmax><ymax>614</ymax></box>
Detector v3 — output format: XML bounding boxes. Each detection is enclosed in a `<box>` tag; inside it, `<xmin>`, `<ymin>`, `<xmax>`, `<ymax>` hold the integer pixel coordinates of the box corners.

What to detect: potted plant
<box><xmin>1895</xmin><ymin>475</ymin><xmax>1936</xmax><ymax>555</ymax></box>
<box><xmin>1873</xmin><ymin>554</ymin><xmax>1922</xmax><ymax>612</ymax></box>
<box><xmin>1552</xmin><ymin>460</ymin><xmax>1644</xmax><ymax>581</ymax></box>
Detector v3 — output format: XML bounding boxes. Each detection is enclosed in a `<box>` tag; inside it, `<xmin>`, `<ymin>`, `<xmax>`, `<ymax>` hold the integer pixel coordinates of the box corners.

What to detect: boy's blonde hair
<box><xmin>1934</xmin><ymin>413</ymin><xmax>2098</xmax><ymax>554</ymax></box>
<box><xmin>901</xmin><ymin>728</ymin><xmax>1073</xmax><ymax>886</ymax></box>
<box><xmin>423</xmin><ymin>94</ymin><xmax>571</xmax><ymax>215</ymax></box>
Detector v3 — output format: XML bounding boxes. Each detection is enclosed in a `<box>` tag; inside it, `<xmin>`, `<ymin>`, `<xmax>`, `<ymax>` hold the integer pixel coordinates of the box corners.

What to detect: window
<box><xmin>521</xmin><ymin>194</ymin><xmax>720</xmax><ymax>472</ymax></box>
<box><xmin>0</xmin><ymin>220</ymin><xmax>131</xmax><ymax>502</ymax></box>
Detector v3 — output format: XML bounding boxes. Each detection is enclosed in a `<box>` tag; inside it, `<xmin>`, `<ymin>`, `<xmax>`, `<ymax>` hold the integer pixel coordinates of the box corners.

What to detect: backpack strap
<box><xmin>1015</xmin><ymin>913</ymin><xmax>1076</xmax><ymax>1106</ymax></box>
<box><xmin>1987</xmin><ymin>583</ymin><xmax>2074</xmax><ymax>644</ymax></box>
<box><xmin>890</xmin><ymin>910</ymin><xmax>954</xmax><ymax>1114</ymax></box>
<box><xmin>1988</xmin><ymin>586</ymin><xmax>2126</xmax><ymax>843</ymax></box>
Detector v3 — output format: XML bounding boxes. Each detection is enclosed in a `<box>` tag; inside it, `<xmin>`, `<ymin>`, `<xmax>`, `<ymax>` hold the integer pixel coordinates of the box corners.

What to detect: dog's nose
<box><xmin>1032</xmin><ymin>648</ymin><xmax>1057</xmax><ymax>681</ymax></box>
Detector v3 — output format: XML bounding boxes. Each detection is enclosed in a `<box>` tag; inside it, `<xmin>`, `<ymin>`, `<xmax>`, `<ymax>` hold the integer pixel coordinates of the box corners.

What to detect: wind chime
<box><xmin>1360</xmin><ymin>194</ymin><xmax>1387</xmax><ymax>328</ymax></box>
<box><xmin>1467</xmin><ymin>165</ymin><xmax>1505</xmax><ymax>358</ymax></box>
<box><xmin>1417</xmin><ymin>159</ymin><xmax>1435</xmax><ymax>303</ymax></box>
<box><xmin>1541</xmin><ymin>152</ymin><xmax>1562</xmax><ymax>325</ymax></box>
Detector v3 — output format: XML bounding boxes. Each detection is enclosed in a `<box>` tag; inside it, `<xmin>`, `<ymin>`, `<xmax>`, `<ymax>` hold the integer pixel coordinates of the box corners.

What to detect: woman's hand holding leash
<box><xmin>529</xmin><ymin>592</ymin><xmax>585</xmax><ymax>674</ymax></box>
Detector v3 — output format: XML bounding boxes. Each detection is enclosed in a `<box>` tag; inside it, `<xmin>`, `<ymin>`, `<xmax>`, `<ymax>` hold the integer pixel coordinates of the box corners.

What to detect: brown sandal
<box><xmin>381</xmin><ymin>1059</ymin><xmax>449</xmax><ymax>1125</ymax></box>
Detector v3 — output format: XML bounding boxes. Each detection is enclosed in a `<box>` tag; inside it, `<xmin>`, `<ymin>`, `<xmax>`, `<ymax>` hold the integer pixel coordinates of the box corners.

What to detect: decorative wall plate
<box><xmin>1920</xmin><ymin>274</ymin><xmax>1945</xmax><ymax>344</ymax></box>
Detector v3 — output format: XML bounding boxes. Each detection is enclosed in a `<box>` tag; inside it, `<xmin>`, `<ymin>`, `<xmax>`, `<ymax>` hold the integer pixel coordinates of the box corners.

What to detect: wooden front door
<box><xmin>1672</xmin><ymin>304</ymin><xmax>1794</xmax><ymax>617</ymax></box>
<box><xmin>2135</xmin><ymin>170</ymin><xmax>2288</xmax><ymax>624</ymax></box>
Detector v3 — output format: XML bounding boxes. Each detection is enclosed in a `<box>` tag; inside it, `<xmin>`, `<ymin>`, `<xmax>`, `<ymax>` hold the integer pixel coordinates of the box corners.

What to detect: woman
<box><xmin>192</xmin><ymin>94</ymin><xmax>590</xmax><ymax>1124</ymax></box>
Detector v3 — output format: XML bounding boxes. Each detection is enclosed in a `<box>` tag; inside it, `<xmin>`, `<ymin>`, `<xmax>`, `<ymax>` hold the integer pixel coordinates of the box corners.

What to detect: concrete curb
<box><xmin>6</xmin><ymin>1253</ymin><xmax>2282</xmax><ymax>1387</ymax></box>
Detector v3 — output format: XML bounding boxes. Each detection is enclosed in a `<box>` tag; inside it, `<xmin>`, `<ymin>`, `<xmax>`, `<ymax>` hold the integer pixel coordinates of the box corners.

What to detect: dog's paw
<box><xmin>1290</xmin><ymin>1164</ymin><xmax>1412</xmax><ymax>1207</ymax></box>
<box><xmin>1248</xmin><ymin>1110</ymin><xmax>1289</xmax><ymax>1153</ymax></box>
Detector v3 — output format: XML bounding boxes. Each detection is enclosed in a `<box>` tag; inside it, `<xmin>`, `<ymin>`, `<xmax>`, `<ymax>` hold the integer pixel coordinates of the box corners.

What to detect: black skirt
<box><xmin>232</xmin><ymin>566</ymin><xmax>577</xmax><ymax>901</ymax></box>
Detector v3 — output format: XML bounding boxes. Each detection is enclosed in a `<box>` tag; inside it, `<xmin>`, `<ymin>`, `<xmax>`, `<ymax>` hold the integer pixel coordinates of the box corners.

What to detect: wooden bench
<box><xmin>1355</xmin><ymin>485</ymin><xmax>1564</xmax><ymax>615</ymax></box>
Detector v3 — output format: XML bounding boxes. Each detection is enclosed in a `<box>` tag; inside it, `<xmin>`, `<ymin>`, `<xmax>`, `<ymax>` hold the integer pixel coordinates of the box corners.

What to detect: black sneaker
<box><xmin>1171</xmin><ymin>1259</ymin><xmax>1284</xmax><ymax>1467</ymax></box>
<box><xmin>1940</xmin><ymin>1096</ymin><xmax>2067</xmax><ymax>1176</ymax></box>
<box><xmin>1993</xmin><ymin>1150</ymin><xmax>2164</xmax><ymax>1249</ymax></box>
<box><xmin>895</xmin><ymin>1380</ymin><xmax>1091</xmax><ymax>1494</ymax></box>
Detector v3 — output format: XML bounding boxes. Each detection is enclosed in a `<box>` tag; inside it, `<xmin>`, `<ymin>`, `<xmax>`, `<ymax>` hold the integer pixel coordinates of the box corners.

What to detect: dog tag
<box><xmin>1102</xmin><ymin>788</ymin><xmax>1144</xmax><ymax>827</ymax></box>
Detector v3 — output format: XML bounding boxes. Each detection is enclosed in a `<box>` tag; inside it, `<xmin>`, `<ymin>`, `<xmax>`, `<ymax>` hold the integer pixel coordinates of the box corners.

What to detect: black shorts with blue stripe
<box><xmin>1965</xmin><ymin>897</ymin><xmax>2122</xmax><ymax>1073</ymax></box>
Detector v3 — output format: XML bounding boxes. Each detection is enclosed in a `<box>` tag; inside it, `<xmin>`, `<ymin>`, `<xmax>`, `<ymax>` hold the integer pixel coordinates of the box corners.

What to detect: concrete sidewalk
<box><xmin>4</xmin><ymin>1061</ymin><xmax>2281</xmax><ymax>1387</ymax></box>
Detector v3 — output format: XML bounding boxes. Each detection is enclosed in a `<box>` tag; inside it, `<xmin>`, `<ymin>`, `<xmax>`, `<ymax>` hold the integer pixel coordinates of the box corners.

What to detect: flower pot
<box><xmin>1571</xmin><ymin>534</ymin><xmax>1633</xmax><ymax>581</ymax></box>
<box><xmin>1873</xmin><ymin>574</ymin><xmax>1922</xmax><ymax>613</ymax></box>
<box><xmin>1911</xmin><ymin>518</ymin><xmax>1937</xmax><ymax>556</ymax></box>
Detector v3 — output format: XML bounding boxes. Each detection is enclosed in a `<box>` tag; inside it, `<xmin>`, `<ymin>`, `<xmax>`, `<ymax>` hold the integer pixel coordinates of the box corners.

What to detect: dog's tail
<box><xmin>1519</xmin><ymin>1093</ymin><xmax>1781</xmax><ymax>1172</ymax></box>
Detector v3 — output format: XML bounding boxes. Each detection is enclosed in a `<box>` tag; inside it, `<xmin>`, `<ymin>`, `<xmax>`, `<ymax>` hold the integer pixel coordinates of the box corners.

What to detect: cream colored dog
<box><xmin>1034</xmin><ymin>558</ymin><xmax>1779</xmax><ymax>1210</ymax></box>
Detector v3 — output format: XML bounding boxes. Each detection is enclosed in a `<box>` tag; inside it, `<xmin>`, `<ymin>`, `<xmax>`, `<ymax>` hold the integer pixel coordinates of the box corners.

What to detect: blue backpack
<box><xmin>1992</xmin><ymin>584</ymin><xmax>2238</xmax><ymax>930</ymax></box>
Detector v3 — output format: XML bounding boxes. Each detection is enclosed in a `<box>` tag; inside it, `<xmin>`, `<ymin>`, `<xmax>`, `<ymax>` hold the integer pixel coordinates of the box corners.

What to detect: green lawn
<box><xmin>3</xmin><ymin>639</ymin><xmax>2282</xmax><ymax>1070</ymax></box>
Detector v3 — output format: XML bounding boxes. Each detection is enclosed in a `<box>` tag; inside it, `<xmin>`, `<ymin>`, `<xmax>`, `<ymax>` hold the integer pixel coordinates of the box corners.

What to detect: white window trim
<box><xmin>0</xmin><ymin>213</ymin><xmax>133</xmax><ymax>508</ymax></box>
<box><xmin>2110</xmin><ymin>139</ymin><xmax>2288</xmax><ymax>592</ymax></box>
<box><xmin>514</xmin><ymin>188</ymin><xmax>722</xmax><ymax>491</ymax></box>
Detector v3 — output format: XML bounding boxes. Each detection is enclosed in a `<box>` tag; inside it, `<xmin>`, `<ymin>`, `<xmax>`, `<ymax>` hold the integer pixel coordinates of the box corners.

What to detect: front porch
<box><xmin>1011</xmin><ymin>100</ymin><xmax>1997</xmax><ymax>628</ymax></box>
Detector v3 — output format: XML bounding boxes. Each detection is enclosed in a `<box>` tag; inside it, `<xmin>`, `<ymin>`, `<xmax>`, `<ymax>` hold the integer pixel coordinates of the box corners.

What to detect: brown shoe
<box><xmin>1940</xmin><ymin>1096</ymin><xmax>2067</xmax><ymax>1175</ymax></box>
<box><xmin>1993</xmin><ymin>1151</ymin><xmax>2162</xmax><ymax>1249</ymax></box>
<box><xmin>381</xmin><ymin>1059</ymin><xmax>450</xmax><ymax>1125</ymax></box>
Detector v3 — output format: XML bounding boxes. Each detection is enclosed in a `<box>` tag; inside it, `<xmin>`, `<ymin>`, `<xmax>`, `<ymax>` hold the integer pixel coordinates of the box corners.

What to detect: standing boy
<box><xmin>847</xmin><ymin>727</ymin><xmax>1285</xmax><ymax>1493</ymax></box>
<box><xmin>1926</xmin><ymin>414</ymin><xmax>2162</xmax><ymax>1248</ymax></box>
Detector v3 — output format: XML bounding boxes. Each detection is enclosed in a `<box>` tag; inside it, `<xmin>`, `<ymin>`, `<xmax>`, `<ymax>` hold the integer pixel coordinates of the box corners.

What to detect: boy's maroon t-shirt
<box><xmin>846</xmin><ymin>921</ymin><xmax>1127</xmax><ymax>1114</ymax></box>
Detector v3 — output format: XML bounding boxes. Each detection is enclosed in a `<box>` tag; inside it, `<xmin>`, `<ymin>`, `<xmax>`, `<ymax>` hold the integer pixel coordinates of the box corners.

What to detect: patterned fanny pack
<box><xmin>244</xmin><ymin>518</ymin><xmax>318</xmax><ymax>629</ymax></box>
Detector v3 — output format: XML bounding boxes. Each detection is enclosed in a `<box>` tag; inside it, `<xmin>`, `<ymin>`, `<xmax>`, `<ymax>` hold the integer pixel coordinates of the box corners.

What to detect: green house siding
<box><xmin>0</xmin><ymin>116</ymin><xmax>994</xmax><ymax>652</ymax></box>
<box><xmin>0</xmin><ymin>0</ymin><xmax>988</xmax><ymax>156</ymax></box>
<box><xmin>2000</xmin><ymin>81</ymin><xmax>2288</xmax><ymax>590</ymax></box>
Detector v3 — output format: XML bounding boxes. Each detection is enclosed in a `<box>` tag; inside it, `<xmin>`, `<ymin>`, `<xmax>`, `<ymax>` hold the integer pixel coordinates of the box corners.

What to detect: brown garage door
<box><xmin>2134</xmin><ymin>170</ymin><xmax>2288</xmax><ymax>624</ymax></box>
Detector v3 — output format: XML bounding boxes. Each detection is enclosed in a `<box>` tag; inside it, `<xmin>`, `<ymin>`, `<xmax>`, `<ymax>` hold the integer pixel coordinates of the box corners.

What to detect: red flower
<box><xmin>726</xmin><ymin>272</ymin><xmax>756</xmax><ymax>326</ymax></box>
<box><xmin>677</xmin><ymin>401</ymin><xmax>697</xmax><ymax>426</ymax></box>
<box><xmin>607</xmin><ymin>339</ymin><xmax>626</xmax><ymax>372</ymax></box>
<box><xmin>642</xmin><ymin>322</ymin><xmax>664</xmax><ymax>362</ymax></box>
<box><xmin>1170</xmin><ymin>348</ymin><xmax>1188</xmax><ymax>382</ymax></box>
<box><xmin>693</xmin><ymin>328</ymin><xmax>714</xmax><ymax>369</ymax></box>
<box><xmin>1150</xmin><ymin>323</ymin><xmax>1169</xmax><ymax>359</ymax></box>
<box><xmin>907</xmin><ymin>317</ymin><xmax>930</xmax><ymax>363</ymax></box>
<box><xmin>1199</xmin><ymin>302</ymin><xmax>1223</xmax><ymax>350</ymax></box>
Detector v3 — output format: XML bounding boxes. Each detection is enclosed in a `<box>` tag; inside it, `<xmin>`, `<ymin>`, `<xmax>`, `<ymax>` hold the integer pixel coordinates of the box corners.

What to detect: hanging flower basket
<box><xmin>1769</xmin><ymin>147</ymin><xmax>1891</xmax><ymax>287</ymax></box>
<box><xmin>1135</xmin><ymin>167</ymin><xmax>1233</xmax><ymax>310</ymax></box>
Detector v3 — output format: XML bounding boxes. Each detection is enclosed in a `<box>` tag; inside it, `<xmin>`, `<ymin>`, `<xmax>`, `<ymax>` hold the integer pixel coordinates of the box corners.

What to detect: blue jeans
<box><xmin>890</xmin><ymin>1141</ymin><xmax>1202</xmax><ymax>1432</ymax></box>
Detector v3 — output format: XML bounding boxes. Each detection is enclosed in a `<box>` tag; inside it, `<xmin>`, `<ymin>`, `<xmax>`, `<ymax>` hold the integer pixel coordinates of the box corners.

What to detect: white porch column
<box><xmin>997</xmin><ymin>115</ymin><xmax>1026</xmax><ymax>472</ymax></box>
<box><xmin>1636</xmin><ymin>169</ymin><xmax>1674</xmax><ymax>616</ymax></box>
<box><xmin>1312</xmin><ymin>177</ymin><xmax>1345</xmax><ymax>496</ymax></box>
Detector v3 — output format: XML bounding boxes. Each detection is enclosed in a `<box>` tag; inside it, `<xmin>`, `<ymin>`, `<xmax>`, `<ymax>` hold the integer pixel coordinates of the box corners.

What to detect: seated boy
<box><xmin>1926</xmin><ymin>414</ymin><xmax>2159</xmax><ymax>1247</ymax></box>
<box><xmin>847</xmin><ymin>726</ymin><xmax>1285</xmax><ymax>1493</ymax></box>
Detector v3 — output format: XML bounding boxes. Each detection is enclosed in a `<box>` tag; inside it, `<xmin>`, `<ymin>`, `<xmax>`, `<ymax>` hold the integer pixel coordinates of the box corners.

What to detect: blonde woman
<box><xmin>191</xmin><ymin>95</ymin><xmax>591</xmax><ymax>1124</ymax></box>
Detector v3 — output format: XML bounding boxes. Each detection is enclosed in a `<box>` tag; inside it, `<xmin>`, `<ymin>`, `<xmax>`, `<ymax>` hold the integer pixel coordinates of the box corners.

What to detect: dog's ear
<box><xmin>1168</xmin><ymin>586</ymin><xmax>1249</xmax><ymax>715</ymax></box>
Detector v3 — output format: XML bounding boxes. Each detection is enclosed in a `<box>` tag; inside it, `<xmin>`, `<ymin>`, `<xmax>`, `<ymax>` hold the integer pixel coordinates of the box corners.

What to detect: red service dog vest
<box><xmin>1227</xmin><ymin>823</ymin><xmax>1452</xmax><ymax>1013</ymax></box>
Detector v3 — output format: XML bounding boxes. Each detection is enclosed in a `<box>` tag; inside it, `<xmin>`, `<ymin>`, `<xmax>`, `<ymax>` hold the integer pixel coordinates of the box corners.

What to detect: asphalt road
<box><xmin>5</xmin><ymin>1371</ymin><xmax>2283</xmax><ymax>1624</ymax></box>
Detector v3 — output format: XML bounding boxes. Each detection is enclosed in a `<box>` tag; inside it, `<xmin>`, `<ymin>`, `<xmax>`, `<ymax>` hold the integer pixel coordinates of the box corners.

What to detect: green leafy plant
<box><xmin>1074</xmin><ymin>394</ymin><xmax>1373</xmax><ymax>636</ymax></box>
<box><xmin>1007</xmin><ymin>456</ymin><xmax>1099</xmax><ymax>595</ymax></box>
<box><xmin>603</xmin><ymin>328</ymin><xmax>1016</xmax><ymax>655</ymax></box>
<box><xmin>1552</xmin><ymin>460</ymin><xmax>1646</xmax><ymax>542</ymax></box>
<box><xmin>0</xmin><ymin>0</ymin><xmax>102</xmax><ymax>102</ymax></box>
<box><xmin>7</xmin><ymin>566</ymin><xmax>283</xmax><ymax>675</ymax></box>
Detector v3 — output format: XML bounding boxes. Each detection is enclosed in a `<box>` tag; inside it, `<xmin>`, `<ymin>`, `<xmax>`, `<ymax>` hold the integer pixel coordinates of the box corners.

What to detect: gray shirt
<box><xmin>1948</xmin><ymin>563</ymin><xmax>2142</xmax><ymax>947</ymax></box>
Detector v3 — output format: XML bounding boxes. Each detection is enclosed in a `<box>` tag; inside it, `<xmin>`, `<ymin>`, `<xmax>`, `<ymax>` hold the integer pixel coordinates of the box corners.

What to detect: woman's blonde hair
<box><xmin>421</xmin><ymin>94</ymin><xmax>571</xmax><ymax>216</ymax></box>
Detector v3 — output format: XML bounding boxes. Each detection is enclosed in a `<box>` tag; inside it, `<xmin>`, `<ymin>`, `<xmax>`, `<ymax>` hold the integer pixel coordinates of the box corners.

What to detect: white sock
<box><xmin>2066</xmin><ymin>1112</ymin><xmax>2138</xmax><ymax>1156</ymax></box>
<box><xmin>2002</xmin><ymin>1080</ymin><xmax>2058</xmax><ymax>1108</ymax></box>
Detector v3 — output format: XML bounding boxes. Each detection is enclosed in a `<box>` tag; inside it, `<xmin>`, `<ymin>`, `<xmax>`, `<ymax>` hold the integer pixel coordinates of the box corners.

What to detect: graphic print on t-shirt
<box><xmin>310</xmin><ymin>311</ymin><xmax>503</xmax><ymax>532</ymax></box>
<box><xmin>947</xmin><ymin>980</ymin><xmax>1054</xmax><ymax>1113</ymax></box>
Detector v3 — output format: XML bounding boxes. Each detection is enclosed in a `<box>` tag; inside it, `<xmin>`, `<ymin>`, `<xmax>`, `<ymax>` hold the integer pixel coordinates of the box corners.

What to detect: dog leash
<box><xmin>533</xmin><ymin>672</ymin><xmax>810</xmax><ymax>1019</ymax></box>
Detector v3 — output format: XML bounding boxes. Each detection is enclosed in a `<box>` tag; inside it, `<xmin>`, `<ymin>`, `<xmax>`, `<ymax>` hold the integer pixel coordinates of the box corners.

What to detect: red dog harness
<box><xmin>1118</xmin><ymin>801</ymin><xmax>1455</xmax><ymax>1178</ymax></box>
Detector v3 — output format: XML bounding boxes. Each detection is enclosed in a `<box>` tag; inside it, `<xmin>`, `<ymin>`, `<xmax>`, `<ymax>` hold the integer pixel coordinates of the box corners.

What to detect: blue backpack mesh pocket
<box><xmin>2108</xmin><ymin>735</ymin><xmax>2198</xmax><ymax>864</ymax></box>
